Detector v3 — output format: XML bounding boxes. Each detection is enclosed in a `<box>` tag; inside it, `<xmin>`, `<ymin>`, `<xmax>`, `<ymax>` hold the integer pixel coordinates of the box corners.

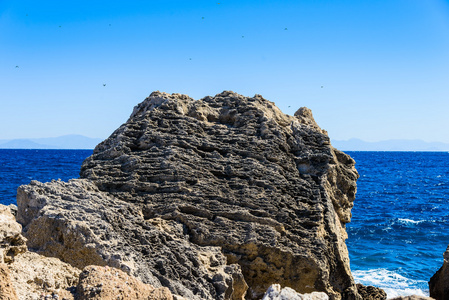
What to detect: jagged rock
<box><xmin>0</xmin><ymin>263</ymin><xmax>19</xmax><ymax>300</ymax></box>
<box><xmin>0</xmin><ymin>205</ymin><xmax>27</xmax><ymax>263</ymax></box>
<box><xmin>77</xmin><ymin>265</ymin><xmax>173</xmax><ymax>300</ymax></box>
<box><xmin>17</xmin><ymin>179</ymin><xmax>246</xmax><ymax>300</ymax></box>
<box><xmin>356</xmin><ymin>283</ymin><xmax>386</xmax><ymax>300</ymax></box>
<box><xmin>429</xmin><ymin>246</ymin><xmax>449</xmax><ymax>300</ymax></box>
<box><xmin>17</xmin><ymin>91</ymin><xmax>362</xmax><ymax>299</ymax></box>
<box><xmin>262</xmin><ymin>283</ymin><xmax>329</xmax><ymax>299</ymax></box>
<box><xmin>8</xmin><ymin>251</ymin><xmax>80</xmax><ymax>300</ymax></box>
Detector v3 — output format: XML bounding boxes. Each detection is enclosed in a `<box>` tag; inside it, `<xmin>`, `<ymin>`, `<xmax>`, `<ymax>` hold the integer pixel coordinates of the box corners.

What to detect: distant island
<box><xmin>2</xmin><ymin>135</ymin><xmax>448</xmax><ymax>152</ymax></box>
<box><xmin>0</xmin><ymin>135</ymin><xmax>103</xmax><ymax>150</ymax></box>
<box><xmin>332</xmin><ymin>138</ymin><xmax>449</xmax><ymax>152</ymax></box>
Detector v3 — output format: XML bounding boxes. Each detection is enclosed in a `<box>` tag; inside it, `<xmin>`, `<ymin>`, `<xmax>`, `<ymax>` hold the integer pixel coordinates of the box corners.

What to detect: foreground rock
<box><xmin>355</xmin><ymin>284</ymin><xmax>386</xmax><ymax>300</ymax></box>
<box><xmin>0</xmin><ymin>263</ymin><xmax>18</xmax><ymax>300</ymax></box>
<box><xmin>18</xmin><ymin>91</ymin><xmax>362</xmax><ymax>299</ymax></box>
<box><xmin>429</xmin><ymin>246</ymin><xmax>449</xmax><ymax>300</ymax></box>
<box><xmin>9</xmin><ymin>251</ymin><xmax>80</xmax><ymax>300</ymax></box>
<box><xmin>77</xmin><ymin>265</ymin><xmax>173</xmax><ymax>300</ymax></box>
<box><xmin>262</xmin><ymin>283</ymin><xmax>329</xmax><ymax>299</ymax></box>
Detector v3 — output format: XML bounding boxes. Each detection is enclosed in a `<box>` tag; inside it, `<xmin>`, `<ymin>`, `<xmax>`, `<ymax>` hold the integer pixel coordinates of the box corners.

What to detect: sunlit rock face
<box><xmin>18</xmin><ymin>91</ymin><xmax>361</xmax><ymax>300</ymax></box>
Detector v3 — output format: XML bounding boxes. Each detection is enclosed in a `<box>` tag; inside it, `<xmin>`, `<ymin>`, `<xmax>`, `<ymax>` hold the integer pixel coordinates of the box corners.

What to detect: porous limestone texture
<box><xmin>262</xmin><ymin>283</ymin><xmax>329</xmax><ymax>299</ymax></box>
<box><xmin>77</xmin><ymin>265</ymin><xmax>173</xmax><ymax>300</ymax></box>
<box><xmin>0</xmin><ymin>263</ymin><xmax>19</xmax><ymax>300</ymax></box>
<box><xmin>0</xmin><ymin>205</ymin><xmax>27</xmax><ymax>263</ymax></box>
<box><xmin>17</xmin><ymin>91</ymin><xmax>361</xmax><ymax>299</ymax></box>
<box><xmin>8</xmin><ymin>251</ymin><xmax>80</xmax><ymax>300</ymax></box>
<box><xmin>429</xmin><ymin>246</ymin><xmax>449</xmax><ymax>300</ymax></box>
<box><xmin>355</xmin><ymin>284</ymin><xmax>386</xmax><ymax>300</ymax></box>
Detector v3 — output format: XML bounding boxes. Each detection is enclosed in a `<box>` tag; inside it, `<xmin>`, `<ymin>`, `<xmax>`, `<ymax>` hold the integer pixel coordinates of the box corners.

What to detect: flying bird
<box><xmin>321</xmin><ymin>86</ymin><xmax>324</xmax><ymax>88</ymax></box>
<box><xmin>15</xmin><ymin>66</ymin><xmax>19</xmax><ymax>68</ymax></box>
<box><xmin>103</xmin><ymin>84</ymin><xmax>106</xmax><ymax>86</ymax></box>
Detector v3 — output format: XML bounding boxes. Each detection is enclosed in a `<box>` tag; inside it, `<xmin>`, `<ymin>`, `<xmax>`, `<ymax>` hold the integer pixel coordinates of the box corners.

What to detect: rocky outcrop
<box><xmin>262</xmin><ymin>284</ymin><xmax>329</xmax><ymax>299</ymax></box>
<box><xmin>429</xmin><ymin>246</ymin><xmax>449</xmax><ymax>300</ymax></box>
<box><xmin>17</xmin><ymin>91</ymin><xmax>361</xmax><ymax>299</ymax></box>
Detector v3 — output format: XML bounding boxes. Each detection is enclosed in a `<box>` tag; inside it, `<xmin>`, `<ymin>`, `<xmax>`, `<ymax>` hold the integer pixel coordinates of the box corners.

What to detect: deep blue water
<box><xmin>0</xmin><ymin>149</ymin><xmax>92</xmax><ymax>205</ymax></box>
<box><xmin>0</xmin><ymin>150</ymin><xmax>448</xmax><ymax>297</ymax></box>
<box><xmin>346</xmin><ymin>151</ymin><xmax>449</xmax><ymax>297</ymax></box>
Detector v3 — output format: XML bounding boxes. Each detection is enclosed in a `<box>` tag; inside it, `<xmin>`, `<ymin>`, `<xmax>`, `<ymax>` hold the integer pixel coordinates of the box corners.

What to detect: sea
<box><xmin>0</xmin><ymin>149</ymin><xmax>448</xmax><ymax>298</ymax></box>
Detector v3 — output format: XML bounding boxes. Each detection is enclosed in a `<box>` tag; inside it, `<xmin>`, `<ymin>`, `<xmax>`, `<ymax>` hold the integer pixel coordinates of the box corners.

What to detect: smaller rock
<box><xmin>0</xmin><ymin>263</ymin><xmax>19</xmax><ymax>300</ymax></box>
<box><xmin>356</xmin><ymin>283</ymin><xmax>387</xmax><ymax>300</ymax></box>
<box><xmin>262</xmin><ymin>284</ymin><xmax>328</xmax><ymax>300</ymax></box>
<box><xmin>0</xmin><ymin>204</ymin><xmax>27</xmax><ymax>263</ymax></box>
<box><xmin>76</xmin><ymin>265</ymin><xmax>173</xmax><ymax>300</ymax></box>
<box><xmin>389</xmin><ymin>296</ymin><xmax>435</xmax><ymax>300</ymax></box>
<box><xmin>429</xmin><ymin>245</ymin><xmax>449</xmax><ymax>300</ymax></box>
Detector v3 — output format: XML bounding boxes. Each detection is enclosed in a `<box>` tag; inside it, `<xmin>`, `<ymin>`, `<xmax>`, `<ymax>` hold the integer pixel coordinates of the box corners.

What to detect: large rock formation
<box><xmin>17</xmin><ymin>91</ymin><xmax>361</xmax><ymax>299</ymax></box>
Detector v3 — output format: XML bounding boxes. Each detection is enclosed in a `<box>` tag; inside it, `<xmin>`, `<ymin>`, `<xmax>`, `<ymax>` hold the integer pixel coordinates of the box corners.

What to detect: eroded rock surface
<box><xmin>17</xmin><ymin>91</ymin><xmax>361</xmax><ymax>299</ymax></box>
<box><xmin>356</xmin><ymin>284</ymin><xmax>386</xmax><ymax>300</ymax></box>
<box><xmin>77</xmin><ymin>265</ymin><xmax>173</xmax><ymax>300</ymax></box>
<box><xmin>9</xmin><ymin>251</ymin><xmax>80</xmax><ymax>300</ymax></box>
<box><xmin>0</xmin><ymin>263</ymin><xmax>19</xmax><ymax>300</ymax></box>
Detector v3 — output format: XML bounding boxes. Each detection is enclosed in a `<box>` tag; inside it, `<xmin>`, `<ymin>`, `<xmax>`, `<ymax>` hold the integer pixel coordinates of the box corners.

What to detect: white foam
<box><xmin>352</xmin><ymin>269</ymin><xmax>428</xmax><ymax>299</ymax></box>
<box><xmin>397</xmin><ymin>218</ymin><xmax>424</xmax><ymax>225</ymax></box>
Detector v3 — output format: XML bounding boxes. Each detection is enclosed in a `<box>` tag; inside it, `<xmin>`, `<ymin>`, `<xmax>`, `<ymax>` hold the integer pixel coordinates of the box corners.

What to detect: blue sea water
<box><xmin>346</xmin><ymin>151</ymin><xmax>449</xmax><ymax>298</ymax></box>
<box><xmin>0</xmin><ymin>150</ymin><xmax>448</xmax><ymax>298</ymax></box>
<box><xmin>0</xmin><ymin>149</ymin><xmax>92</xmax><ymax>205</ymax></box>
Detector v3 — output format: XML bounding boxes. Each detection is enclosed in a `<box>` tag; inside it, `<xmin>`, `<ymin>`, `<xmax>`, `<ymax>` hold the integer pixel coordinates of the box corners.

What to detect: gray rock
<box><xmin>17</xmin><ymin>91</ymin><xmax>362</xmax><ymax>300</ymax></box>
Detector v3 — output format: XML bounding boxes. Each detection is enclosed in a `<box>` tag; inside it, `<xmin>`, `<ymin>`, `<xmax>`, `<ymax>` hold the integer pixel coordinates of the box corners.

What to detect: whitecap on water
<box><xmin>352</xmin><ymin>269</ymin><xmax>428</xmax><ymax>299</ymax></box>
<box><xmin>397</xmin><ymin>218</ymin><xmax>424</xmax><ymax>225</ymax></box>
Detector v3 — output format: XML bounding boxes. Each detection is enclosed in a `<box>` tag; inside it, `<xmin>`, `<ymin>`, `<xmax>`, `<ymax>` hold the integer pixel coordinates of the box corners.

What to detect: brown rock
<box><xmin>8</xmin><ymin>251</ymin><xmax>80</xmax><ymax>300</ymax></box>
<box><xmin>356</xmin><ymin>283</ymin><xmax>386</xmax><ymax>300</ymax></box>
<box><xmin>17</xmin><ymin>91</ymin><xmax>362</xmax><ymax>299</ymax></box>
<box><xmin>0</xmin><ymin>263</ymin><xmax>18</xmax><ymax>300</ymax></box>
<box><xmin>76</xmin><ymin>265</ymin><xmax>173</xmax><ymax>300</ymax></box>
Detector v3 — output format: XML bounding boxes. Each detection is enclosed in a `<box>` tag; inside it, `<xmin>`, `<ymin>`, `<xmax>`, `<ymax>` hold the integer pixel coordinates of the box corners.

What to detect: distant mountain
<box><xmin>332</xmin><ymin>138</ymin><xmax>449</xmax><ymax>151</ymax></box>
<box><xmin>0</xmin><ymin>135</ymin><xmax>102</xmax><ymax>149</ymax></box>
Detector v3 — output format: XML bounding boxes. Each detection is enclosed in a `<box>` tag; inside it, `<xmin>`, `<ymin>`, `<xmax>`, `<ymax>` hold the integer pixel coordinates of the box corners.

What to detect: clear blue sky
<box><xmin>1</xmin><ymin>0</ymin><xmax>448</xmax><ymax>143</ymax></box>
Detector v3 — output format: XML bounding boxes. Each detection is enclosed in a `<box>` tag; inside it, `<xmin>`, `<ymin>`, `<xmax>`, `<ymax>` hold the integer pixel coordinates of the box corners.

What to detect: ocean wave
<box><xmin>352</xmin><ymin>268</ymin><xmax>428</xmax><ymax>298</ymax></box>
<box><xmin>397</xmin><ymin>218</ymin><xmax>424</xmax><ymax>225</ymax></box>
